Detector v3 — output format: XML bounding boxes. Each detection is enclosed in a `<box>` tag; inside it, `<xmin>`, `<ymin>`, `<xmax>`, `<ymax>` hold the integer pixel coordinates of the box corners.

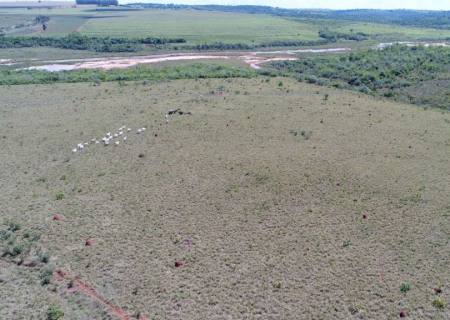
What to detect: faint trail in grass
<box><xmin>54</xmin><ymin>269</ymin><xmax>149</xmax><ymax>320</ymax></box>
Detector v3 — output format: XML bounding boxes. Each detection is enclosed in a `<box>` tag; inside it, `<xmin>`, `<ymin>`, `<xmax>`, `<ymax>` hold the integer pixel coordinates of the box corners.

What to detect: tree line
<box><xmin>0</xmin><ymin>33</ymin><xmax>186</xmax><ymax>52</ymax></box>
<box><xmin>0</xmin><ymin>29</ymin><xmax>369</xmax><ymax>53</ymax></box>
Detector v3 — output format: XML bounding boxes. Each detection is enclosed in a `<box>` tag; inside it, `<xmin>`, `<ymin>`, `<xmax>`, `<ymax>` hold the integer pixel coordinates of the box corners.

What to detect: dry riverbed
<box><xmin>18</xmin><ymin>47</ymin><xmax>352</xmax><ymax>72</ymax></box>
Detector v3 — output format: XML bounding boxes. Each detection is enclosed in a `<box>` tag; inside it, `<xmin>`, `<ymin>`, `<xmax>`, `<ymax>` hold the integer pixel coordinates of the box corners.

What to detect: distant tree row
<box><xmin>318</xmin><ymin>29</ymin><xmax>368</xmax><ymax>42</ymax></box>
<box><xmin>34</xmin><ymin>16</ymin><xmax>50</xmax><ymax>24</ymax></box>
<box><xmin>297</xmin><ymin>9</ymin><xmax>450</xmax><ymax>30</ymax></box>
<box><xmin>0</xmin><ymin>33</ymin><xmax>186</xmax><ymax>52</ymax></box>
<box><xmin>0</xmin><ymin>31</ymin><xmax>367</xmax><ymax>53</ymax></box>
<box><xmin>184</xmin><ymin>39</ymin><xmax>330</xmax><ymax>51</ymax></box>
<box><xmin>180</xmin><ymin>31</ymin><xmax>368</xmax><ymax>51</ymax></box>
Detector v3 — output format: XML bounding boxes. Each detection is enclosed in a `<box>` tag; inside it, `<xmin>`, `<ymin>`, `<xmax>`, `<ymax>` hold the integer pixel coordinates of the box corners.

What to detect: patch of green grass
<box><xmin>255</xmin><ymin>201</ymin><xmax>270</xmax><ymax>214</ymax></box>
<box><xmin>39</xmin><ymin>252</ymin><xmax>50</xmax><ymax>264</ymax></box>
<box><xmin>0</xmin><ymin>230</ymin><xmax>12</xmax><ymax>241</ymax></box>
<box><xmin>11</xmin><ymin>243</ymin><xmax>24</xmax><ymax>256</ymax></box>
<box><xmin>225</xmin><ymin>184</ymin><xmax>240</xmax><ymax>193</ymax></box>
<box><xmin>400</xmin><ymin>192</ymin><xmax>423</xmax><ymax>205</ymax></box>
<box><xmin>400</xmin><ymin>282</ymin><xmax>411</xmax><ymax>293</ymax></box>
<box><xmin>8</xmin><ymin>222</ymin><xmax>21</xmax><ymax>232</ymax></box>
<box><xmin>289</xmin><ymin>129</ymin><xmax>312</xmax><ymax>140</ymax></box>
<box><xmin>254</xmin><ymin>172</ymin><xmax>271</xmax><ymax>185</ymax></box>
<box><xmin>272</xmin><ymin>281</ymin><xmax>282</xmax><ymax>289</ymax></box>
<box><xmin>432</xmin><ymin>297</ymin><xmax>446</xmax><ymax>309</ymax></box>
<box><xmin>55</xmin><ymin>192</ymin><xmax>65</xmax><ymax>200</ymax></box>
<box><xmin>40</xmin><ymin>268</ymin><xmax>53</xmax><ymax>286</ymax></box>
<box><xmin>2</xmin><ymin>240</ymin><xmax>25</xmax><ymax>257</ymax></box>
<box><xmin>342</xmin><ymin>240</ymin><xmax>352</xmax><ymax>247</ymax></box>
<box><xmin>47</xmin><ymin>305</ymin><xmax>64</xmax><ymax>320</ymax></box>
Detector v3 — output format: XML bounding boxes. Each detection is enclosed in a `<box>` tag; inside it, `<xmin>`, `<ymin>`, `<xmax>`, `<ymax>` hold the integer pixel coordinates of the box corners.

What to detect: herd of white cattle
<box><xmin>72</xmin><ymin>125</ymin><xmax>146</xmax><ymax>153</ymax></box>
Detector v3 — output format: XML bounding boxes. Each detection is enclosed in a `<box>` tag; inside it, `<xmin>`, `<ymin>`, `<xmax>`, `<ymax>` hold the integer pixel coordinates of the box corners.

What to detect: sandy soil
<box><xmin>1</xmin><ymin>78</ymin><xmax>450</xmax><ymax>319</ymax></box>
<box><xmin>377</xmin><ymin>41</ymin><xmax>450</xmax><ymax>49</ymax></box>
<box><xmin>21</xmin><ymin>48</ymin><xmax>351</xmax><ymax>71</ymax></box>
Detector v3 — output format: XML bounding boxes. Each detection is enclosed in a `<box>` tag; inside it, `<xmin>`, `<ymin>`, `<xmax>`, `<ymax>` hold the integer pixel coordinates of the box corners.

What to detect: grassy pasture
<box><xmin>332</xmin><ymin>21</ymin><xmax>450</xmax><ymax>40</ymax></box>
<box><xmin>0</xmin><ymin>8</ymin><xmax>91</xmax><ymax>36</ymax></box>
<box><xmin>1</xmin><ymin>77</ymin><xmax>450</xmax><ymax>319</ymax></box>
<box><xmin>0</xmin><ymin>14</ymin><xmax>38</xmax><ymax>34</ymax></box>
<box><xmin>0</xmin><ymin>14</ymin><xmax>34</xmax><ymax>28</ymax></box>
<box><xmin>78</xmin><ymin>9</ymin><xmax>321</xmax><ymax>43</ymax></box>
<box><xmin>292</xmin><ymin>17</ymin><xmax>450</xmax><ymax>40</ymax></box>
<box><xmin>31</xmin><ymin>15</ymin><xmax>88</xmax><ymax>36</ymax></box>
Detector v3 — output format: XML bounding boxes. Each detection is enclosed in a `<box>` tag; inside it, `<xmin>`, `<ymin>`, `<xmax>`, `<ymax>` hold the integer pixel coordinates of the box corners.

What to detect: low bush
<box><xmin>0</xmin><ymin>63</ymin><xmax>256</xmax><ymax>85</ymax></box>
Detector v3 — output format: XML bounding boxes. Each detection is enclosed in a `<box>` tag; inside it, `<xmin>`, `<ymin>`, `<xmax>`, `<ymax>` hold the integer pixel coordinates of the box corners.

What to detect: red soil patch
<box><xmin>53</xmin><ymin>269</ymin><xmax>144</xmax><ymax>320</ymax></box>
<box><xmin>72</xmin><ymin>277</ymin><xmax>131</xmax><ymax>320</ymax></box>
<box><xmin>52</xmin><ymin>214</ymin><xmax>63</xmax><ymax>221</ymax></box>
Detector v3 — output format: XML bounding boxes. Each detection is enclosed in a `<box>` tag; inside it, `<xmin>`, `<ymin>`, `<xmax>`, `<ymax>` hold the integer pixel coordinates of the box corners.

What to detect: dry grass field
<box><xmin>1</xmin><ymin>77</ymin><xmax>450</xmax><ymax>319</ymax></box>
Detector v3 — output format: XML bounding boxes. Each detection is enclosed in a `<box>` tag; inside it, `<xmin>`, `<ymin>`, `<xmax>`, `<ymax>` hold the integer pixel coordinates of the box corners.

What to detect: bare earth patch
<box><xmin>21</xmin><ymin>47</ymin><xmax>351</xmax><ymax>71</ymax></box>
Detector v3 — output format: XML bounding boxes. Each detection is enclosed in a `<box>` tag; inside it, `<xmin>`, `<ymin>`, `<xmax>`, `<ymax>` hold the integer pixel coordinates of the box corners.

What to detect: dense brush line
<box><xmin>0</xmin><ymin>33</ymin><xmax>186</xmax><ymax>52</ymax></box>
<box><xmin>0</xmin><ymin>63</ymin><xmax>256</xmax><ymax>85</ymax></box>
<box><xmin>268</xmin><ymin>45</ymin><xmax>450</xmax><ymax>109</ymax></box>
<box><xmin>0</xmin><ymin>29</ymin><xmax>367</xmax><ymax>53</ymax></box>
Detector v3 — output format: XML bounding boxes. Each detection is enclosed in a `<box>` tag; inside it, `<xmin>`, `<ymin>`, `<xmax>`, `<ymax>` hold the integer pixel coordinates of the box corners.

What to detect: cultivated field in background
<box><xmin>2</xmin><ymin>7</ymin><xmax>450</xmax><ymax>42</ymax></box>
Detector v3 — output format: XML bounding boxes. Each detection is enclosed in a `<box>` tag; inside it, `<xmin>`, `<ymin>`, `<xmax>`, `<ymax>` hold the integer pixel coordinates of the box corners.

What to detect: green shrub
<box><xmin>55</xmin><ymin>192</ymin><xmax>64</xmax><ymax>200</ymax></box>
<box><xmin>400</xmin><ymin>283</ymin><xmax>411</xmax><ymax>293</ymax></box>
<box><xmin>8</xmin><ymin>223</ymin><xmax>21</xmax><ymax>232</ymax></box>
<box><xmin>47</xmin><ymin>305</ymin><xmax>64</xmax><ymax>320</ymax></box>
<box><xmin>40</xmin><ymin>268</ymin><xmax>53</xmax><ymax>286</ymax></box>
<box><xmin>432</xmin><ymin>297</ymin><xmax>445</xmax><ymax>309</ymax></box>
<box><xmin>39</xmin><ymin>252</ymin><xmax>50</xmax><ymax>264</ymax></box>
<box><xmin>342</xmin><ymin>240</ymin><xmax>352</xmax><ymax>247</ymax></box>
